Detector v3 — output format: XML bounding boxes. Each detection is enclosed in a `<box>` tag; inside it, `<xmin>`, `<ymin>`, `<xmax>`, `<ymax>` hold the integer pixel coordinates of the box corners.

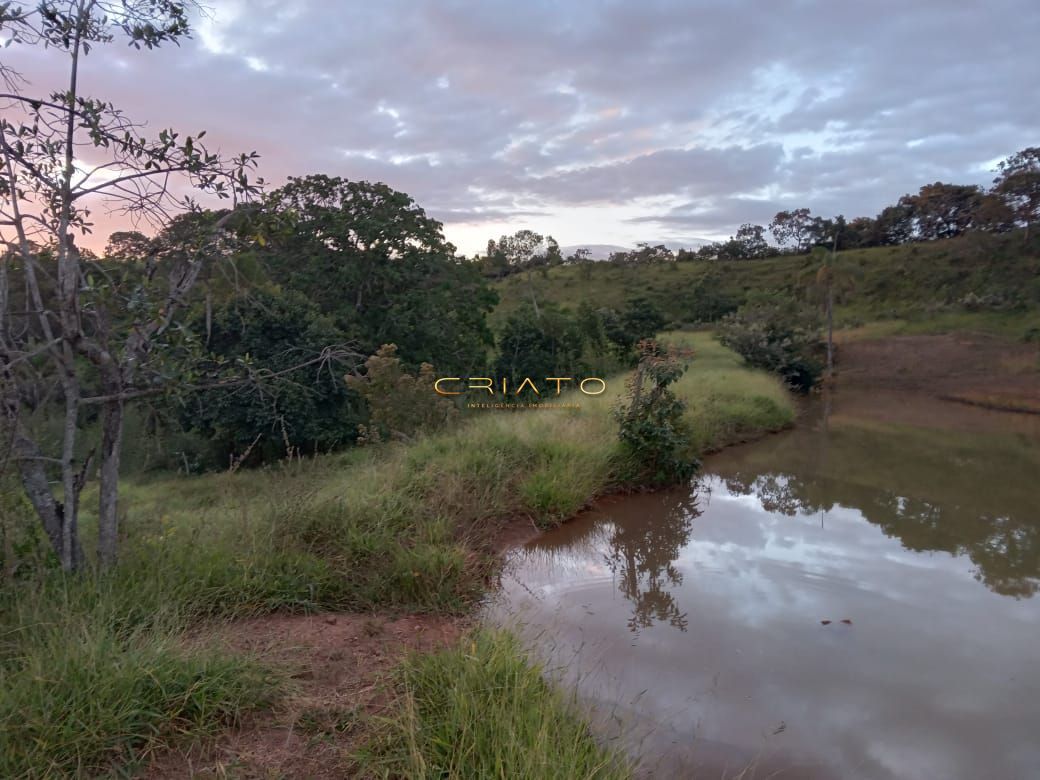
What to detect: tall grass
<box><xmin>0</xmin><ymin>608</ymin><xmax>274</xmax><ymax>778</ymax></box>
<box><xmin>363</xmin><ymin>630</ymin><xmax>629</xmax><ymax>779</ymax></box>
<box><xmin>0</xmin><ymin>333</ymin><xmax>793</xmax><ymax>776</ymax></box>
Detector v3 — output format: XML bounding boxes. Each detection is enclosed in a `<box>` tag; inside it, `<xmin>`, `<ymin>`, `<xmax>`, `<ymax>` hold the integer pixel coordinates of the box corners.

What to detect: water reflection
<box><xmin>494</xmin><ymin>390</ymin><xmax>1040</xmax><ymax>778</ymax></box>
<box><xmin>711</xmin><ymin>393</ymin><xmax>1040</xmax><ymax>598</ymax></box>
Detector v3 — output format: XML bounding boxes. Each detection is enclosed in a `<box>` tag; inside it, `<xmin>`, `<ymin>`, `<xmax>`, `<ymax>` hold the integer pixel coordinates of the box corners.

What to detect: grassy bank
<box><xmin>0</xmin><ymin>333</ymin><xmax>793</xmax><ymax>777</ymax></box>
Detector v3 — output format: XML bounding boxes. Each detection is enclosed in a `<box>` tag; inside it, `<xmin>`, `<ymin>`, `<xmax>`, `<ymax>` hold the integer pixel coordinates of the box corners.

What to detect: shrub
<box><xmin>346</xmin><ymin>344</ymin><xmax>458</xmax><ymax>443</ymax></box>
<box><xmin>613</xmin><ymin>340</ymin><xmax>698</xmax><ymax>485</ymax></box>
<box><xmin>717</xmin><ymin>295</ymin><xmax>824</xmax><ymax>392</ymax></box>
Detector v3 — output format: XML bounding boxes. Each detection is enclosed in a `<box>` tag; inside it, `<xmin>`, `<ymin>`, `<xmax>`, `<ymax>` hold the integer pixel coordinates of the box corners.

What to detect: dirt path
<box><xmin>835</xmin><ymin>332</ymin><xmax>1040</xmax><ymax>413</ymax></box>
<box><xmin>149</xmin><ymin>612</ymin><xmax>466</xmax><ymax>778</ymax></box>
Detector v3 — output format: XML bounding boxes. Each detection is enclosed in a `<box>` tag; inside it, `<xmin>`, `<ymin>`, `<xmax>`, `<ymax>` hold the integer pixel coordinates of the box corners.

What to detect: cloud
<box><xmin>6</xmin><ymin>0</ymin><xmax>1038</xmax><ymax>251</ymax></box>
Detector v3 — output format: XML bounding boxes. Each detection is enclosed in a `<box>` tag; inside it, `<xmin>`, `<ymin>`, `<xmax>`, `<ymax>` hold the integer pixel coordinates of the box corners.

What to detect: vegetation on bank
<box><xmin>0</xmin><ymin>333</ymin><xmax>793</xmax><ymax>777</ymax></box>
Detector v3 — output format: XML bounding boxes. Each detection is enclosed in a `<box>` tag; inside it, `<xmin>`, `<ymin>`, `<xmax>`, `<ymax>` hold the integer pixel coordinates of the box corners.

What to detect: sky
<box><xmin>6</xmin><ymin>0</ymin><xmax>1039</xmax><ymax>255</ymax></box>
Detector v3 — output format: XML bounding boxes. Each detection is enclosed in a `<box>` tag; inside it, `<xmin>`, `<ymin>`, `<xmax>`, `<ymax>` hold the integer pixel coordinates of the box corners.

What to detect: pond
<box><xmin>490</xmin><ymin>390</ymin><xmax>1040</xmax><ymax>778</ymax></box>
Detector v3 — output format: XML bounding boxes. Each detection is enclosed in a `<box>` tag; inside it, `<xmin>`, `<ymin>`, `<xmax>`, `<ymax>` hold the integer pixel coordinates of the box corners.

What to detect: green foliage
<box><xmin>601</xmin><ymin>297</ymin><xmax>667</xmax><ymax>361</ymax></box>
<box><xmin>613</xmin><ymin>341</ymin><xmax>698</xmax><ymax>485</ymax></box>
<box><xmin>260</xmin><ymin>176</ymin><xmax>497</xmax><ymax>371</ymax></box>
<box><xmin>178</xmin><ymin>288</ymin><xmax>360</xmax><ymax>467</ymax></box>
<box><xmin>683</xmin><ymin>270</ymin><xmax>740</xmax><ymax>323</ymax></box>
<box><xmin>494</xmin><ymin>303</ymin><xmax>590</xmax><ymax>383</ymax></box>
<box><xmin>363</xmin><ymin>630</ymin><xmax>629</xmax><ymax>779</ymax></box>
<box><xmin>718</xmin><ymin>294</ymin><xmax>824</xmax><ymax>392</ymax></box>
<box><xmin>346</xmin><ymin>343</ymin><xmax>459</xmax><ymax>443</ymax></box>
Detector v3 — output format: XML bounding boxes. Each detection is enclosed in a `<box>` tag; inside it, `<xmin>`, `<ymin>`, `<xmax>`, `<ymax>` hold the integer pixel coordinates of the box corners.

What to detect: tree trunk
<box><xmin>97</xmin><ymin>398</ymin><xmax>124</xmax><ymax>568</ymax></box>
<box><xmin>10</xmin><ymin>427</ymin><xmax>66</xmax><ymax>558</ymax></box>
<box><xmin>59</xmin><ymin>390</ymin><xmax>84</xmax><ymax>571</ymax></box>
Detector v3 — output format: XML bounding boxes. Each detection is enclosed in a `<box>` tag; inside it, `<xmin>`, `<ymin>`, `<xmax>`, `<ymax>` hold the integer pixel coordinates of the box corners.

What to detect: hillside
<box><xmin>492</xmin><ymin>232</ymin><xmax>1040</xmax><ymax>339</ymax></box>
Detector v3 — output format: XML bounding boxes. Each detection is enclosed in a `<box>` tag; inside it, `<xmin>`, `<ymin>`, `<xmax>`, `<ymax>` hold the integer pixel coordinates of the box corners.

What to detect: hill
<box><xmin>492</xmin><ymin>232</ymin><xmax>1040</xmax><ymax>340</ymax></box>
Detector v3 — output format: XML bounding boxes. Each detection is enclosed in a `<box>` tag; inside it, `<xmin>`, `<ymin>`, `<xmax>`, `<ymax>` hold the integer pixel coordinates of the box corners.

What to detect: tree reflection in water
<box><xmin>603</xmin><ymin>492</ymin><xmax>699</xmax><ymax>633</ymax></box>
<box><xmin>716</xmin><ymin>424</ymin><xmax>1040</xmax><ymax>599</ymax></box>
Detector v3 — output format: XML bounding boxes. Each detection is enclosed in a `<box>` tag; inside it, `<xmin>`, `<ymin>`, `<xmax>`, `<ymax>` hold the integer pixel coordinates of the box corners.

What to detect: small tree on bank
<box><xmin>614</xmin><ymin>340</ymin><xmax>697</xmax><ymax>485</ymax></box>
<box><xmin>0</xmin><ymin>2</ymin><xmax>261</xmax><ymax>570</ymax></box>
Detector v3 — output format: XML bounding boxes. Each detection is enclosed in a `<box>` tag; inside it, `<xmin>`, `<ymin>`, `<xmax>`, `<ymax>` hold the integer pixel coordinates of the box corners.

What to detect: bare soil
<box><xmin>835</xmin><ymin>332</ymin><xmax>1040</xmax><ymax>413</ymax></box>
<box><xmin>148</xmin><ymin>612</ymin><xmax>466</xmax><ymax>779</ymax></box>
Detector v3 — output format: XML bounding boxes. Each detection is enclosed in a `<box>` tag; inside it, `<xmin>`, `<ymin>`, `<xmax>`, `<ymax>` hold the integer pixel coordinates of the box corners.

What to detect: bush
<box><xmin>613</xmin><ymin>340</ymin><xmax>698</xmax><ymax>485</ymax></box>
<box><xmin>346</xmin><ymin>344</ymin><xmax>458</xmax><ymax>443</ymax></box>
<box><xmin>717</xmin><ymin>295</ymin><xmax>824</xmax><ymax>392</ymax></box>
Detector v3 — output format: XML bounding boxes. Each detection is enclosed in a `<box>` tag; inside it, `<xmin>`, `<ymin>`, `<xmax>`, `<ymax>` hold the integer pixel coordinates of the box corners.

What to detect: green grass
<box><xmin>493</xmin><ymin>232</ymin><xmax>1040</xmax><ymax>341</ymax></box>
<box><xmin>0</xmin><ymin>610</ymin><xmax>274</xmax><ymax>778</ymax></box>
<box><xmin>0</xmin><ymin>335</ymin><xmax>792</xmax><ymax>776</ymax></box>
<box><xmin>362</xmin><ymin>630</ymin><xmax>629</xmax><ymax>779</ymax></box>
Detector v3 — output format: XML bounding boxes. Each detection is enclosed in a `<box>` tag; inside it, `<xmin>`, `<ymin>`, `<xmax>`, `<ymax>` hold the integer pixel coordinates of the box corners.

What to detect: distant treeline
<box><xmin>471</xmin><ymin>146</ymin><xmax>1040</xmax><ymax>273</ymax></box>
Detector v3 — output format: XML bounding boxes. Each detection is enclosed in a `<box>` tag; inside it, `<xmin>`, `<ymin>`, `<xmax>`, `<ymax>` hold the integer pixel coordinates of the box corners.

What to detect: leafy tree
<box><xmin>103</xmin><ymin>231</ymin><xmax>152</xmax><ymax>262</ymax></box>
<box><xmin>631</xmin><ymin>243</ymin><xmax>674</xmax><ymax>264</ymax></box>
<box><xmin>874</xmin><ymin>203</ymin><xmax>915</xmax><ymax>245</ymax></box>
<box><xmin>494</xmin><ymin>304</ymin><xmax>586</xmax><ymax>386</ymax></box>
<box><xmin>179</xmin><ymin>289</ymin><xmax>361</xmax><ymax>467</ymax></box>
<box><xmin>614</xmin><ymin>340</ymin><xmax>697</xmax><ymax>485</ymax></box>
<box><xmin>993</xmin><ymin>147</ymin><xmax>1040</xmax><ymax>242</ymax></box>
<box><xmin>260</xmin><ymin>176</ymin><xmax>496</xmax><ymax>372</ymax></box>
<box><xmin>898</xmin><ymin>182</ymin><xmax>987</xmax><ymax>240</ymax></box>
<box><xmin>719</xmin><ymin>223</ymin><xmax>770</xmax><ymax>259</ymax></box>
<box><xmin>0</xmin><ymin>1</ymin><xmax>261</xmax><ymax>569</ymax></box>
<box><xmin>565</xmin><ymin>248</ymin><xmax>593</xmax><ymax>264</ymax></box>
<box><xmin>770</xmin><ymin>208</ymin><xmax>815</xmax><ymax>252</ymax></box>
<box><xmin>490</xmin><ymin>229</ymin><xmax>545</xmax><ymax>267</ymax></box>
<box><xmin>684</xmin><ymin>271</ymin><xmax>739</xmax><ymax>322</ymax></box>
<box><xmin>603</xmin><ymin>297</ymin><xmax>667</xmax><ymax>358</ymax></box>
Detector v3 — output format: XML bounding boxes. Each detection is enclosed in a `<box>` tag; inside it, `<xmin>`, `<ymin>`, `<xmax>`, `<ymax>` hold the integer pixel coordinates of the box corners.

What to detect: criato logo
<box><xmin>434</xmin><ymin>377</ymin><xmax>607</xmax><ymax>396</ymax></box>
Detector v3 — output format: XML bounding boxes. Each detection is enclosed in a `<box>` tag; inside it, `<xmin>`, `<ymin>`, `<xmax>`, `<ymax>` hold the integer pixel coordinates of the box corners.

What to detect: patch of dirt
<box><xmin>148</xmin><ymin>612</ymin><xmax>466</xmax><ymax>779</ymax></box>
<box><xmin>835</xmin><ymin>333</ymin><xmax>1040</xmax><ymax>412</ymax></box>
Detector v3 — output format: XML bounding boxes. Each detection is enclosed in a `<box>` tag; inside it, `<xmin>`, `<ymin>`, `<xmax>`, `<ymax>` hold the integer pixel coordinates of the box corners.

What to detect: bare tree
<box><xmin>0</xmin><ymin>1</ymin><xmax>262</xmax><ymax>570</ymax></box>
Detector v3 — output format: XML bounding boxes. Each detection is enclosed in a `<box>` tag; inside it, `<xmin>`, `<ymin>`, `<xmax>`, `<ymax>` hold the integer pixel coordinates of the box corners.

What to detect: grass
<box><xmin>0</xmin><ymin>333</ymin><xmax>793</xmax><ymax>777</ymax></box>
<box><xmin>362</xmin><ymin>630</ymin><xmax>629</xmax><ymax>779</ymax></box>
<box><xmin>0</xmin><ymin>611</ymin><xmax>274</xmax><ymax>778</ymax></box>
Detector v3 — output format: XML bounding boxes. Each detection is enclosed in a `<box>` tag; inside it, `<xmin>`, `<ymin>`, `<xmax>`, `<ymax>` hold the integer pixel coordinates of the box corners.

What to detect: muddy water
<box><xmin>490</xmin><ymin>390</ymin><xmax>1040</xmax><ymax>779</ymax></box>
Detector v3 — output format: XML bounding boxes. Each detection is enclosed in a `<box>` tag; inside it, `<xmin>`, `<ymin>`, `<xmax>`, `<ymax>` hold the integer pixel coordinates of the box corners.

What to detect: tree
<box><xmin>770</xmin><ymin>208</ymin><xmax>814</xmax><ymax>252</ymax></box>
<box><xmin>722</xmin><ymin>223</ymin><xmax>769</xmax><ymax>259</ymax></box>
<box><xmin>494</xmin><ymin>304</ymin><xmax>585</xmax><ymax>384</ymax></box>
<box><xmin>261</xmin><ymin>176</ymin><xmax>496</xmax><ymax>372</ymax></box>
<box><xmin>631</xmin><ymin>243</ymin><xmax>674</xmax><ymax>264</ymax></box>
<box><xmin>103</xmin><ymin>230</ymin><xmax>152</xmax><ymax>262</ymax></box>
<box><xmin>489</xmin><ymin>229</ymin><xmax>545</xmax><ymax>267</ymax></box>
<box><xmin>993</xmin><ymin>147</ymin><xmax>1040</xmax><ymax>242</ymax></box>
<box><xmin>874</xmin><ymin>203</ymin><xmax>915</xmax><ymax>245</ymax></box>
<box><xmin>898</xmin><ymin>182</ymin><xmax>986</xmax><ymax>240</ymax></box>
<box><xmin>614</xmin><ymin>340</ymin><xmax>697</xmax><ymax>485</ymax></box>
<box><xmin>0</xmin><ymin>2</ymin><xmax>261</xmax><ymax>570</ymax></box>
<box><xmin>603</xmin><ymin>297</ymin><xmax>667</xmax><ymax>359</ymax></box>
<box><xmin>179</xmin><ymin>289</ymin><xmax>361</xmax><ymax>467</ymax></box>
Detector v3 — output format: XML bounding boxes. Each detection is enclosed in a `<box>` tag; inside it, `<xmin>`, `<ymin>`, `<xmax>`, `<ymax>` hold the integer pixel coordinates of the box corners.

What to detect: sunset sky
<box><xmin>6</xmin><ymin>0</ymin><xmax>1039</xmax><ymax>255</ymax></box>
